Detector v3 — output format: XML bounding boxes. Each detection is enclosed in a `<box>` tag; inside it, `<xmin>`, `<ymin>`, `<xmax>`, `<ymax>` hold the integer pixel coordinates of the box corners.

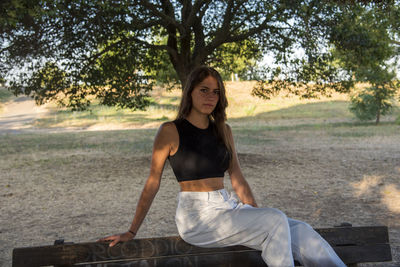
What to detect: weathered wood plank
<box><xmin>333</xmin><ymin>244</ymin><xmax>392</xmax><ymax>264</ymax></box>
<box><xmin>75</xmin><ymin>251</ymin><xmax>267</xmax><ymax>267</ymax></box>
<box><xmin>13</xmin><ymin>238</ymin><xmax>257</xmax><ymax>267</ymax></box>
<box><xmin>316</xmin><ymin>226</ymin><xmax>389</xmax><ymax>245</ymax></box>
<box><xmin>12</xmin><ymin>226</ymin><xmax>392</xmax><ymax>267</ymax></box>
<box><xmin>13</xmin><ymin>244</ymin><xmax>90</xmax><ymax>267</ymax></box>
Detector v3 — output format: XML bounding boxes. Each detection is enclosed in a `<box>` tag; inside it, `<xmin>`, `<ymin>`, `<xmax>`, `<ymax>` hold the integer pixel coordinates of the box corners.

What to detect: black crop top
<box><xmin>168</xmin><ymin>119</ymin><xmax>231</xmax><ymax>182</ymax></box>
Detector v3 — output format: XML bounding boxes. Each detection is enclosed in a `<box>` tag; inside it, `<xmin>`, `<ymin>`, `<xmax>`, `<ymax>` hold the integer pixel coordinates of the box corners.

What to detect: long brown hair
<box><xmin>176</xmin><ymin>66</ymin><xmax>233</xmax><ymax>162</ymax></box>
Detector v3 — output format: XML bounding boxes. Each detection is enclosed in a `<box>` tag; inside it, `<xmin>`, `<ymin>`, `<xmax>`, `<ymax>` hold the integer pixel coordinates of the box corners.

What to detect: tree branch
<box><xmin>139</xmin><ymin>0</ymin><xmax>183</xmax><ymax>32</ymax></box>
<box><xmin>390</xmin><ymin>38</ymin><xmax>400</xmax><ymax>46</ymax></box>
<box><xmin>158</xmin><ymin>0</ymin><xmax>180</xmax><ymax>68</ymax></box>
<box><xmin>191</xmin><ymin>16</ymin><xmax>207</xmax><ymax>65</ymax></box>
<box><xmin>82</xmin><ymin>35</ymin><xmax>177</xmax><ymax>75</ymax></box>
<box><xmin>179</xmin><ymin>2</ymin><xmax>192</xmax><ymax>68</ymax></box>
<box><xmin>80</xmin><ymin>38</ymin><xmax>126</xmax><ymax>75</ymax></box>
<box><xmin>180</xmin><ymin>0</ymin><xmax>192</xmax><ymax>36</ymax></box>
<box><xmin>220</xmin><ymin>0</ymin><xmax>235</xmax><ymax>35</ymax></box>
<box><xmin>129</xmin><ymin>18</ymin><xmax>163</xmax><ymax>31</ymax></box>
<box><xmin>226</xmin><ymin>19</ymin><xmax>273</xmax><ymax>43</ymax></box>
<box><xmin>204</xmin><ymin>0</ymin><xmax>235</xmax><ymax>53</ymax></box>
<box><xmin>186</xmin><ymin>0</ymin><xmax>212</xmax><ymax>27</ymax></box>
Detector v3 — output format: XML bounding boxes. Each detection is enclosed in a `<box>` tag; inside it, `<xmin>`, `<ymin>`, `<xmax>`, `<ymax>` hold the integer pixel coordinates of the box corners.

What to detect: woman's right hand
<box><xmin>97</xmin><ymin>231</ymin><xmax>135</xmax><ymax>247</ymax></box>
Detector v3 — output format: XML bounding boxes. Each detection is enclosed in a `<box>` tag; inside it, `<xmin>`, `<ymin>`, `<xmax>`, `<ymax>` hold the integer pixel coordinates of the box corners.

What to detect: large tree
<box><xmin>1</xmin><ymin>0</ymin><xmax>339</xmax><ymax>110</ymax></box>
<box><xmin>3</xmin><ymin>0</ymin><xmax>386</xmax><ymax>111</ymax></box>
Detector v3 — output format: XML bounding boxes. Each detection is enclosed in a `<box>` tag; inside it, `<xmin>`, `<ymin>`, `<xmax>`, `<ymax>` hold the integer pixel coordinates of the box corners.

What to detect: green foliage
<box><xmin>148</xmin><ymin>56</ymin><xmax>179</xmax><ymax>88</ymax></box>
<box><xmin>145</xmin><ymin>34</ymin><xmax>180</xmax><ymax>87</ymax></box>
<box><xmin>2</xmin><ymin>1</ymin><xmax>398</xmax><ymax>111</ymax></box>
<box><xmin>85</xmin><ymin>35</ymin><xmax>154</xmax><ymax>110</ymax></box>
<box><xmin>1</xmin><ymin>1</ymin><xmax>156</xmax><ymax>110</ymax></box>
<box><xmin>254</xmin><ymin>1</ymin><xmax>400</xmax><ymax>110</ymax></box>
<box><xmin>0</xmin><ymin>87</ymin><xmax>13</xmax><ymax>102</ymax></box>
<box><xmin>330</xmin><ymin>4</ymin><xmax>397</xmax><ymax>80</ymax></box>
<box><xmin>147</xmin><ymin>38</ymin><xmax>262</xmax><ymax>84</ymax></box>
<box><xmin>0</xmin><ymin>0</ymin><xmax>42</xmax><ymax>30</ymax></box>
<box><xmin>252</xmin><ymin>1</ymin><xmax>354</xmax><ymax>99</ymax></box>
<box><xmin>1</xmin><ymin>0</ymin><xmax>354</xmax><ymax>111</ymax></box>
<box><xmin>330</xmin><ymin>2</ymin><xmax>400</xmax><ymax>124</ymax></box>
<box><xmin>252</xmin><ymin>53</ymin><xmax>354</xmax><ymax>100</ymax></box>
<box><xmin>350</xmin><ymin>83</ymin><xmax>397</xmax><ymax>123</ymax></box>
<box><xmin>13</xmin><ymin>62</ymin><xmax>75</xmax><ymax>106</ymax></box>
<box><xmin>209</xmin><ymin>40</ymin><xmax>263</xmax><ymax>81</ymax></box>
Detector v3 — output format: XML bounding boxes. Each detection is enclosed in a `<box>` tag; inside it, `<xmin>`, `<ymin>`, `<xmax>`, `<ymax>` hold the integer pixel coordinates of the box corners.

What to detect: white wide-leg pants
<box><xmin>175</xmin><ymin>189</ymin><xmax>346</xmax><ymax>267</ymax></box>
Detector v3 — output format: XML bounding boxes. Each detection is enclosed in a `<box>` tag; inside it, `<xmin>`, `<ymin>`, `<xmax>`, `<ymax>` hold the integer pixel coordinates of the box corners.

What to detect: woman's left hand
<box><xmin>97</xmin><ymin>231</ymin><xmax>135</xmax><ymax>247</ymax></box>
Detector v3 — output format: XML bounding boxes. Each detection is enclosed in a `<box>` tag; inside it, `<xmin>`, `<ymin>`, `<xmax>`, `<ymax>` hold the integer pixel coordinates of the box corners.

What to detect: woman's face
<box><xmin>190</xmin><ymin>75</ymin><xmax>220</xmax><ymax>116</ymax></box>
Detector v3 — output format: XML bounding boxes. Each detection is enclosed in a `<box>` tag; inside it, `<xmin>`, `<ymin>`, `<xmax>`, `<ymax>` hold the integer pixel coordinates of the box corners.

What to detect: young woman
<box><xmin>98</xmin><ymin>66</ymin><xmax>346</xmax><ymax>267</ymax></box>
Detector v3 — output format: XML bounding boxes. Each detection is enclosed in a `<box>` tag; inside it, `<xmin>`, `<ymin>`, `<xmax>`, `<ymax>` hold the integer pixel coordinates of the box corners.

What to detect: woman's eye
<box><xmin>200</xmin><ymin>89</ymin><xmax>207</xmax><ymax>93</ymax></box>
<box><xmin>213</xmin><ymin>90</ymin><xmax>220</xmax><ymax>95</ymax></box>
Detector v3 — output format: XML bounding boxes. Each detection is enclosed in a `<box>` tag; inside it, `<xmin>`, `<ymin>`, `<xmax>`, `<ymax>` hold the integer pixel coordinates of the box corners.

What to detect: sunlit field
<box><xmin>28</xmin><ymin>81</ymin><xmax>399</xmax><ymax>130</ymax></box>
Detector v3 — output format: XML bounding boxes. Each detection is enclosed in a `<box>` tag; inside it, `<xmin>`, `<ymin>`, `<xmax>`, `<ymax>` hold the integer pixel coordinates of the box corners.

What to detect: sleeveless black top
<box><xmin>168</xmin><ymin>119</ymin><xmax>231</xmax><ymax>182</ymax></box>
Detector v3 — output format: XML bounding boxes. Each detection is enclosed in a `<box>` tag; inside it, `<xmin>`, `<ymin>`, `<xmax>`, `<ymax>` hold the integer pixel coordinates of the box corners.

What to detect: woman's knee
<box><xmin>291</xmin><ymin>220</ymin><xmax>324</xmax><ymax>246</ymax></box>
<box><xmin>272</xmin><ymin>208</ymin><xmax>288</xmax><ymax>220</ymax></box>
<box><xmin>295</xmin><ymin>220</ymin><xmax>313</xmax><ymax>231</ymax></box>
<box><xmin>261</xmin><ymin>208</ymin><xmax>289</xmax><ymax>228</ymax></box>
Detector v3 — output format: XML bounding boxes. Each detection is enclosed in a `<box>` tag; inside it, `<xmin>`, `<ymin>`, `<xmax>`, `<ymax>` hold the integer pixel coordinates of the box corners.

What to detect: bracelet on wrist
<box><xmin>128</xmin><ymin>230</ymin><xmax>136</xmax><ymax>236</ymax></box>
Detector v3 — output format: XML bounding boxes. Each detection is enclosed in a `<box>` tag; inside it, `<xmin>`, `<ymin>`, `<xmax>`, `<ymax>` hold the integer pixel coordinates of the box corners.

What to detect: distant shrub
<box><xmin>396</xmin><ymin>115</ymin><xmax>400</xmax><ymax>125</ymax></box>
<box><xmin>0</xmin><ymin>88</ymin><xmax>14</xmax><ymax>102</ymax></box>
<box><xmin>350</xmin><ymin>84</ymin><xmax>396</xmax><ymax>124</ymax></box>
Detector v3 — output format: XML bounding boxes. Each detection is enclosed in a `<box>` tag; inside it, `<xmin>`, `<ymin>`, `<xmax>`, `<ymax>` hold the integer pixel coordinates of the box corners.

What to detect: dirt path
<box><xmin>0</xmin><ymin>96</ymin><xmax>49</xmax><ymax>133</ymax></box>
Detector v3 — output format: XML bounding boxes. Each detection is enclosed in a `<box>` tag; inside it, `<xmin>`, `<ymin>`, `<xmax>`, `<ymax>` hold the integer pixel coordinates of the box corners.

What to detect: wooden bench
<box><xmin>13</xmin><ymin>224</ymin><xmax>392</xmax><ymax>267</ymax></box>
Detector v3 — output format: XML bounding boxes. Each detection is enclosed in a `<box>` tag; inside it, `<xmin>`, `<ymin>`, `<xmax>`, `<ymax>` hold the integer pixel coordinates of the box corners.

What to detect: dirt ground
<box><xmin>0</xmin><ymin>98</ymin><xmax>399</xmax><ymax>266</ymax></box>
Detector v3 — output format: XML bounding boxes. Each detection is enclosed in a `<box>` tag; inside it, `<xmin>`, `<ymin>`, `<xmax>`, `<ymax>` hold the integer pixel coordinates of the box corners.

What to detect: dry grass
<box><xmin>29</xmin><ymin>81</ymin><xmax>359</xmax><ymax>130</ymax></box>
<box><xmin>30</xmin><ymin>81</ymin><xmax>400</xmax><ymax>131</ymax></box>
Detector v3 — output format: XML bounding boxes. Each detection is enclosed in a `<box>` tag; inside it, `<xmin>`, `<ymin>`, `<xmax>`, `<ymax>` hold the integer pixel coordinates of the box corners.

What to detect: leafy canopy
<box><xmin>1</xmin><ymin>0</ymin><xmax>398</xmax><ymax>111</ymax></box>
<box><xmin>330</xmin><ymin>2</ymin><xmax>400</xmax><ymax>124</ymax></box>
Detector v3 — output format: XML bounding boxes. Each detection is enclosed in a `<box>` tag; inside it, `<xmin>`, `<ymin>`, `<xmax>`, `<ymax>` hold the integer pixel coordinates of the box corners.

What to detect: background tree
<box><xmin>252</xmin><ymin>1</ymin><xmax>352</xmax><ymax>101</ymax></box>
<box><xmin>253</xmin><ymin>1</ymin><xmax>400</xmax><ymax>108</ymax></box>
<box><xmin>3</xmin><ymin>1</ymin><xmax>398</xmax><ymax>112</ymax></box>
<box><xmin>329</xmin><ymin>2</ymin><xmax>400</xmax><ymax>124</ymax></box>
<box><xmin>1</xmin><ymin>0</ymin><xmax>342</xmax><ymax>111</ymax></box>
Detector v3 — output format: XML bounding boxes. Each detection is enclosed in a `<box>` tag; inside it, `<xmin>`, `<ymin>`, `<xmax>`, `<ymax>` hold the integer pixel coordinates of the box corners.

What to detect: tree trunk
<box><xmin>375</xmin><ymin>102</ymin><xmax>381</xmax><ymax>125</ymax></box>
<box><xmin>174</xmin><ymin>62</ymin><xmax>191</xmax><ymax>90</ymax></box>
<box><xmin>173</xmin><ymin>59</ymin><xmax>204</xmax><ymax>90</ymax></box>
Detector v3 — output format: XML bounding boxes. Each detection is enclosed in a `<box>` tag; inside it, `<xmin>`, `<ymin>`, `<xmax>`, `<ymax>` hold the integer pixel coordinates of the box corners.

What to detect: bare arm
<box><xmin>227</xmin><ymin>125</ymin><xmax>258</xmax><ymax>207</ymax></box>
<box><xmin>98</xmin><ymin>122</ymin><xmax>175</xmax><ymax>246</ymax></box>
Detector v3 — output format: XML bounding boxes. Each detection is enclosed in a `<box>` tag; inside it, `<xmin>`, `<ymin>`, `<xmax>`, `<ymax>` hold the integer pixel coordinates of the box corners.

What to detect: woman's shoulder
<box><xmin>222</xmin><ymin>121</ymin><xmax>232</xmax><ymax>132</ymax></box>
<box><xmin>157</xmin><ymin>120</ymin><xmax>179</xmax><ymax>136</ymax></box>
<box><xmin>223</xmin><ymin>122</ymin><xmax>233</xmax><ymax>138</ymax></box>
<box><xmin>153</xmin><ymin>121</ymin><xmax>179</xmax><ymax>147</ymax></box>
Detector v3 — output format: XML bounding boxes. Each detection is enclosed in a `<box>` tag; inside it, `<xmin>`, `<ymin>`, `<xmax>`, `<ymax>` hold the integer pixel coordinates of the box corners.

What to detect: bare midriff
<box><xmin>179</xmin><ymin>177</ymin><xmax>224</xmax><ymax>192</ymax></box>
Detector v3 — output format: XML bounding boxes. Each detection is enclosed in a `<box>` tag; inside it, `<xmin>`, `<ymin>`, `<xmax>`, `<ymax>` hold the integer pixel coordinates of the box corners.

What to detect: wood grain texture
<box><xmin>12</xmin><ymin>226</ymin><xmax>392</xmax><ymax>267</ymax></box>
